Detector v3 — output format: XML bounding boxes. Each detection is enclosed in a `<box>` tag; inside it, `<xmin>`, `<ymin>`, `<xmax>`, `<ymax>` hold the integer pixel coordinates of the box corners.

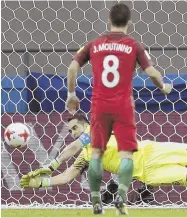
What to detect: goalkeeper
<box><xmin>21</xmin><ymin>114</ymin><xmax>187</xmax><ymax>188</ymax></box>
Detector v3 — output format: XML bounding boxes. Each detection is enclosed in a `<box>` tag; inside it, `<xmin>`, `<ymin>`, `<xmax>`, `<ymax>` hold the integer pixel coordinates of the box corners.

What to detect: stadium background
<box><xmin>1</xmin><ymin>0</ymin><xmax>187</xmax><ymax>208</ymax></box>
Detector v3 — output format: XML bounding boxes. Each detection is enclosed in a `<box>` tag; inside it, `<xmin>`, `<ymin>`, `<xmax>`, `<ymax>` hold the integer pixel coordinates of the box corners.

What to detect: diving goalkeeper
<box><xmin>21</xmin><ymin>134</ymin><xmax>187</xmax><ymax>188</ymax></box>
<box><xmin>21</xmin><ymin>114</ymin><xmax>187</xmax><ymax>189</ymax></box>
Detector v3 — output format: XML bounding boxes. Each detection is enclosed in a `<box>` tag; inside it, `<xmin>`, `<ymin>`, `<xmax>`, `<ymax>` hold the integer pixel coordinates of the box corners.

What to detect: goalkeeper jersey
<box><xmin>83</xmin><ymin>136</ymin><xmax>144</xmax><ymax>178</ymax></box>
<box><xmin>74</xmin><ymin>132</ymin><xmax>144</xmax><ymax>180</ymax></box>
<box><xmin>74</xmin><ymin>133</ymin><xmax>187</xmax><ymax>184</ymax></box>
<box><xmin>78</xmin><ymin>126</ymin><xmax>91</xmax><ymax>147</ymax></box>
<box><xmin>74</xmin><ymin>126</ymin><xmax>187</xmax><ymax>183</ymax></box>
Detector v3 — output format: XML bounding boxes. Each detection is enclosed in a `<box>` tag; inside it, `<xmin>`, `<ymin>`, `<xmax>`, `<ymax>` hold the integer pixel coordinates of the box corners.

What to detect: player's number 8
<box><xmin>102</xmin><ymin>55</ymin><xmax>120</xmax><ymax>88</ymax></box>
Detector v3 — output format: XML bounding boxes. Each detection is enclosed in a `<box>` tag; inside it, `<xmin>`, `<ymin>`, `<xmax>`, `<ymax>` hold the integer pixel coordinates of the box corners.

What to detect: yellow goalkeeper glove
<box><xmin>27</xmin><ymin>168</ymin><xmax>52</xmax><ymax>177</ymax></box>
<box><xmin>20</xmin><ymin>175</ymin><xmax>51</xmax><ymax>188</ymax></box>
<box><xmin>27</xmin><ymin>158</ymin><xmax>61</xmax><ymax>177</ymax></box>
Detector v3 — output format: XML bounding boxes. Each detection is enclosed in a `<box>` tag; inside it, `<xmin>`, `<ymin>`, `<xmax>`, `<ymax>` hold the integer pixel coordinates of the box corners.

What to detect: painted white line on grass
<box><xmin>2</xmin><ymin>217</ymin><xmax>187</xmax><ymax>218</ymax></box>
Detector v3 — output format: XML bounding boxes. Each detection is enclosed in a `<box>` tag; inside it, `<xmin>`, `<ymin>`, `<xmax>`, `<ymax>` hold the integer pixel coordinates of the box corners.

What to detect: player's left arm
<box><xmin>67</xmin><ymin>60</ymin><xmax>81</xmax><ymax>94</ymax></box>
<box><xmin>66</xmin><ymin>43</ymin><xmax>92</xmax><ymax>114</ymax></box>
<box><xmin>25</xmin><ymin>130</ymin><xmax>90</xmax><ymax>178</ymax></box>
<box><xmin>68</xmin><ymin>43</ymin><xmax>92</xmax><ymax>92</ymax></box>
<box><xmin>47</xmin><ymin>129</ymin><xmax>90</xmax><ymax>172</ymax></box>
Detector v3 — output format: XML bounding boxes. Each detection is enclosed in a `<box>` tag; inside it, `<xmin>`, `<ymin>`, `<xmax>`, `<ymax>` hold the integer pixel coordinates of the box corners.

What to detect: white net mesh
<box><xmin>1</xmin><ymin>0</ymin><xmax>187</xmax><ymax>209</ymax></box>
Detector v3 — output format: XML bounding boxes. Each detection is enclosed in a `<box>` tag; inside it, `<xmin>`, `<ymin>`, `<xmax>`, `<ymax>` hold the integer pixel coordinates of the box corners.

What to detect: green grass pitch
<box><xmin>2</xmin><ymin>208</ymin><xmax>187</xmax><ymax>217</ymax></box>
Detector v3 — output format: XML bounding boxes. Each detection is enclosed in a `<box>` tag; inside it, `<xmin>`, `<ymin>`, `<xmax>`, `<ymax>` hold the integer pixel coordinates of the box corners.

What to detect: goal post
<box><xmin>1</xmin><ymin>0</ymin><xmax>187</xmax><ymax>209</ymax></box>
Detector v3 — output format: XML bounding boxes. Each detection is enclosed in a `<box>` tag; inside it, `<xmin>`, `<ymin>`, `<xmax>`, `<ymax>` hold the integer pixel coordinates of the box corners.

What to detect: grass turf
<box><xmin>2</xmin><ymin>209</ymin><xmax>187</xmax><ymax>217</ymax></box>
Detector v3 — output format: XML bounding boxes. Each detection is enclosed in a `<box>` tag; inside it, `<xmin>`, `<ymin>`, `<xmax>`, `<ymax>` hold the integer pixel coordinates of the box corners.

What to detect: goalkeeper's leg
<box><xmin>145</xmin><ymin>165</ymin><xmax>187</xmax><ymax>186</ymax></box>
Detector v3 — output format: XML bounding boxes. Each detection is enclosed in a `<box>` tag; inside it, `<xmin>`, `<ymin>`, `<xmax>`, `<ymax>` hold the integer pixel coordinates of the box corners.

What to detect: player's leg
<box><xmin>146</xmin><ymin>142</ymin><xmax>187</xmax><ymax>167</ymax></box>
<box><xmin>88</xmin><ymin>112</ymin><xmax>112</xmax><ymax>213</ymax></box>
<box><xmin>113</xmin><ymin>108</ymin><xmax>137</xmax><ymax>214</ymax></box>
<box><xmin>88</xmin><ymin>147</ymin><xmax>103</xmax><ymax>213</ymax></box>
<box><xmin>114</xmin><ymin>151</ymin><xmax>133</xmax><ymax>215</ymax></box>
<box><xmin>145</xmin><ymin>165</ymin><xmax>187</xmax><ymax>186</ymax></box>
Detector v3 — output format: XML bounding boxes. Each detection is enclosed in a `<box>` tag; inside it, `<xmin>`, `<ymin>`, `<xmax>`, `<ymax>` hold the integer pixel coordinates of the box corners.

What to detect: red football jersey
<box><xmin>73</xmin><ymin>32</ymin><xmax>152</xmax><ymax>109</ymax></box>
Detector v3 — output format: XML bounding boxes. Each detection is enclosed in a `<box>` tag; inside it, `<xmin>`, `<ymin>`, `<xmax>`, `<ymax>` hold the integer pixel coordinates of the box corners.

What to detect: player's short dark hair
<box><xmin>67</xmin><ymin>113</ymin><xmax>90</xmax><ymax>124</ymax></box>
<box><xmin>109</xmin><ymin>3</ymin><xmax>131</xmax><ymax>27</ymax></box>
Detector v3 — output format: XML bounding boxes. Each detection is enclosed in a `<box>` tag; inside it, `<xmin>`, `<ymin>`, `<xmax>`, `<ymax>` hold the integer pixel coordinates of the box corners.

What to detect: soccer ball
<box><xmin>4</xmin><ymin>123</ymin><xmax>30</xmax><ymax>148</ymax></box>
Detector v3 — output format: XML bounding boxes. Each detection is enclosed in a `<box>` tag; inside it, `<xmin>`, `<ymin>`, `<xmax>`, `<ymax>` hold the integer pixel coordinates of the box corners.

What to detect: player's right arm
<box><xmin>20</xmin><ymin>151</ymin><xmax>88</xmax><ymax>188</ymax></box>
<box><xmin>20</xmin><ymin>165</ymin><xmax>81</xmax><ymax>189</ymax></box>
<box><xmin>136</xmin><ymin>41</ymin><xmax>172</xmax><ymax>95</ymax></box>
<box><xmin>26</xmin><ymin>129</ymin><xmax>90</xmax><ymax>177</ymax></box>
<box><xmin>145</xmin><ymin>67</ymin><xmax>172</xmax><ymax>95</ymax></box>
<box><xmin>49</xmin><ymin>149</ymin><xmax>89</xmax><ymax>187</ymax></box>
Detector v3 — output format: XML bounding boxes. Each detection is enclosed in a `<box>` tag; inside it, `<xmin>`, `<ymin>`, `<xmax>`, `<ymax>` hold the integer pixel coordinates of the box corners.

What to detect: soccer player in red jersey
<box><xmin>66</xmin><ymin>3</ymin><xmax>172</xmax><ymax>214</ymax></box>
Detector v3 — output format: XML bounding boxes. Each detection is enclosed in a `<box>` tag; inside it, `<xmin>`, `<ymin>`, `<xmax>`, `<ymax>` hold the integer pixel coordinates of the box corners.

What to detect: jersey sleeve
<box><xmin>73</xmin><ymin>42</ymin><xmax>92</xmax><ymax>67</ymax></box>
<box><xmin>73</xmin><ymin>150</ymin><xmax>89</xmax><ymax>174</ymax></box>
<box><xmin>78</xmin><ymin>126</ymin><xmax>91</xmax><ymax>148</ymax></box>
<box><xmin>136</xmin><ymin>41</ymin><xmax>152</xmax><ymax>70</ymax></box>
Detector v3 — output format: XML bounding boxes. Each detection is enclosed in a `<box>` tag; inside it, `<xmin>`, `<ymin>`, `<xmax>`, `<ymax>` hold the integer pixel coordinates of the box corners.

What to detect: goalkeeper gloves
<box><xmin>27</xmin><ymin>158</ymin><xmax>61</xmax><ymax>177</ymax></box>
<box><xmin>20</xmin><ymin>175</ymin><xmax>51</xmax><ymax>188</ymax></box>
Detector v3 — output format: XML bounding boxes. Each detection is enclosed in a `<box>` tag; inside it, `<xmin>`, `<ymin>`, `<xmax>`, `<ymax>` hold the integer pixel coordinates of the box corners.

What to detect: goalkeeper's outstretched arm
<box><xmin>20</xmin><ymin>165</ymin><xmax>81</xmax><ymax>188</ymax></box>
<box><xmin>57</xmin><ymin>139</ymin><xmax>84</xmax><ymax>166</ymax></box>
<box><xmin>27</xmin><ymin>138</ymin><xmax>84</xmax><ymax>177</ymax></box>
<box><xmin>50</xmin><ymin>166</ymin><xmax>80</xmax><ymax>186</ymax></box>
<box><xmin>20</xmin><ymin>151</ymin><xmax>88</xmax><ymax>188</ymax></box>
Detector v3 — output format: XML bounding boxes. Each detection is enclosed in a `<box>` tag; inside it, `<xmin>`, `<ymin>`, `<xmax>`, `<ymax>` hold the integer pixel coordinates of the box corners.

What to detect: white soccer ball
<box><xmin>4</xmin><ymin>123</ymin><xmax>30</xmax><ymax>148</ymax></box>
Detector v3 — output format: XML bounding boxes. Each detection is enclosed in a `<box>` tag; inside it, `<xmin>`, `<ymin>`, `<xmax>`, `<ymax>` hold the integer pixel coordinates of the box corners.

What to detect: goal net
<box><xmin>1</xmin><ymin>0</ymin><xmax>187</xmax><ymax>209</ymax></box>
